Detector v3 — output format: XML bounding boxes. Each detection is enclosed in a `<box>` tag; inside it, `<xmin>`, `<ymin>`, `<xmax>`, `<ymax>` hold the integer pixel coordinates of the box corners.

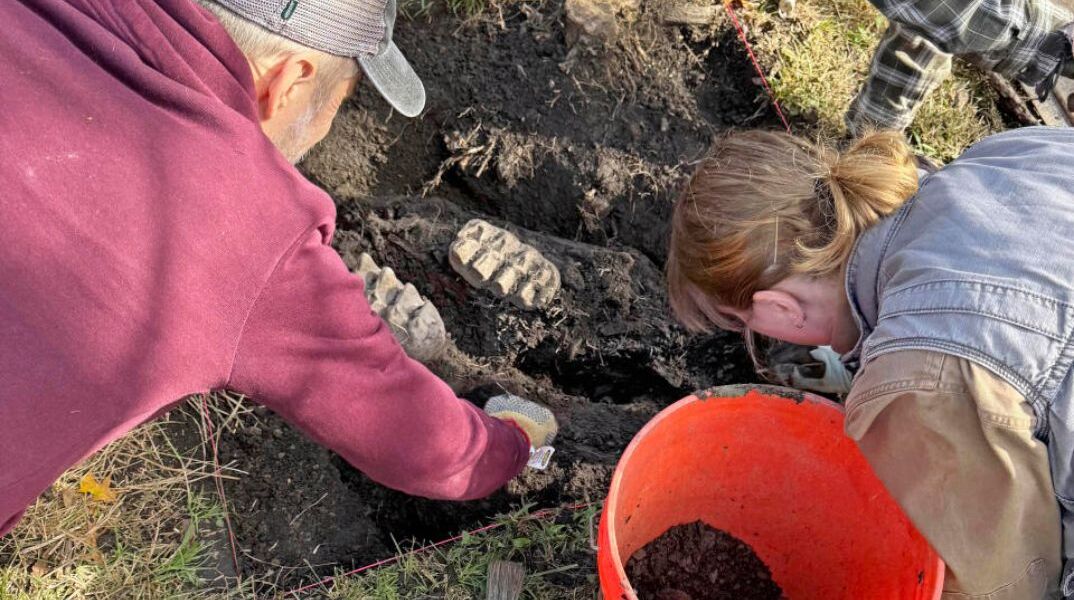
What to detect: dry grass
<box><xmin>0</xmin><ymin>395</ymin><xmax>245</xmax><ymax>600</ymax></box>
<box><xmin>399</xmin><ymin>0</ymin><xmax>494</xmax><ymax>18</ymax></box>
<box><xmin>402</xmin><ymin>0</ymin><xmax>1004</xmax><ymax>160</ymax></box>
<box><xmin>747</xmin><ymin>0</ymin><xmax>1003</xmax><ymax>161</ymax></box>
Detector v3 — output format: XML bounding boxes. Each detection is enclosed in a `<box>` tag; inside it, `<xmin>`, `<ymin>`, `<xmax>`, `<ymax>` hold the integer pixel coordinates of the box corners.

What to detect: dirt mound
<box><xmin>210</xmin><ymin>0</ymin><xmax>767</xmax><ymax>588</ymax></box>
<box><xmin>302</xmin><ymin>0</ymin><xmax>776</xmax><ymax>261</ymax></box>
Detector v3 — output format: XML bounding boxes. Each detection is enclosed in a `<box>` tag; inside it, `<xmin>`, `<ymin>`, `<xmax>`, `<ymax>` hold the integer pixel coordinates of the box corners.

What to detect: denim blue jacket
<box><xmin>845</xmin><ymin>126</ymin><xmax>1074</xmax><ymax>594</ymax></box>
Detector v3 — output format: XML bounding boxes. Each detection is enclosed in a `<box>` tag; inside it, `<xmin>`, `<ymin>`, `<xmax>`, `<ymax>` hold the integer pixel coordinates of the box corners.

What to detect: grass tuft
<box><xmin>399</xmin><ymin>0</ymin><xmax>492</xmax><ymax>19</ymax></box>
<box><xmin>323</xmin><ymin>504</ymin><xmax>600</xmax><ymax>600</ymax></box>
<box><xmin>748</xmin><ymin>0</ymin><xmax>1003</xmax><ymax>161</ymax></box>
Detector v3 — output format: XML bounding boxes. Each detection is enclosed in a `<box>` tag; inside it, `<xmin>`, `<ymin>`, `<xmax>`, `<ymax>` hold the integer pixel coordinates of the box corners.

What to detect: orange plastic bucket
<box><xmin>597</xmin><ymin>385</ymin><xmax>943</xmax><ymax>600</ymax></box>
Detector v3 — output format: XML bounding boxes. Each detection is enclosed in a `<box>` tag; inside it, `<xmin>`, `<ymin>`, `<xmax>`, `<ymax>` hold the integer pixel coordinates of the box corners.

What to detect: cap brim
<box><xmin>358</xmin><ymin>42</ymin><xmax>426</xmax><ymax>117</ymax></box>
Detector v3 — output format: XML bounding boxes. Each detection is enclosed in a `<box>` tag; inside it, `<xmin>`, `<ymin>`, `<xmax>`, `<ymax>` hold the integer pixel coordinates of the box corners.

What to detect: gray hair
<box><xmin>195</xmin><ymin>0</ymin><xmax>359</xmax><ymax>91</ymax></box>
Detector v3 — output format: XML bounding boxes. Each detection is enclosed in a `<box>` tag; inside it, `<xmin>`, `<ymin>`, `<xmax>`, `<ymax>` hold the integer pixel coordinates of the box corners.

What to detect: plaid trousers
<box><xmin>846</xmin><ymin>0</ymin><xmax>1074</xmax><ymax>133</ymax></box>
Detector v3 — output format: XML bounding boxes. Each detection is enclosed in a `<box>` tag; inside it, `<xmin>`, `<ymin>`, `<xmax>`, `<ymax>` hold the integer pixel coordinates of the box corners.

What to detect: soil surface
<box><xmin>626</xmin><ymin>521</ymin><xmax>783</xmax><ymax>600</ymax></box>
<box><xmin>187</xmin><ymin>0</ymin><xmax>769</xmax><ymax>589</ymax></box>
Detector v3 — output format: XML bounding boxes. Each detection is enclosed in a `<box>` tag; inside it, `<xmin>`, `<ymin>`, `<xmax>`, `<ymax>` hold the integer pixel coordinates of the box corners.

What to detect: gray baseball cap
<box><xmin>213</xmin><ymin>0</ymin><xmax>426</xmax><ymax>116</ymax></box>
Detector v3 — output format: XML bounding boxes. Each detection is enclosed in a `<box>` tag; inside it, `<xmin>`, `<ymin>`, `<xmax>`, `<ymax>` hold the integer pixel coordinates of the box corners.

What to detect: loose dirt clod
<box><xmin>660</xmin><ymin>2</ymin><xmax>717</xmax><ymax>25</ymax></box>
<box><xmin>449</xmin><ymin>219</ymin><xmax>561</xmax><ymax>310</ymax></box>
<box><xmin>626</xmin><ymin>521</ymin><xmax>783</xmax><ymax>600</ymax></box>
<box><xmin>564</xmin><ymin>0</ymin><xmax>639</xmax><ymax>46</ymax></box>
<box><xmin>355</xmin><ymin>252</ymin><xmax>447</xmax><ymax>361</ymax></box>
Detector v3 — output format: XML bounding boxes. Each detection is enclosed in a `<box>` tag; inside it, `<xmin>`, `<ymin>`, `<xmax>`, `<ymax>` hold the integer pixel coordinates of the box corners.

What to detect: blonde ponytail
<box><xmin>794</xmin><ymin>131</ymin><xmax>919</xmax><ymax>275</ymax></box>
<box><xmin>667</xmin><ymin>129</ymin><xmax>919</xmax><ymax>333</ymax></box>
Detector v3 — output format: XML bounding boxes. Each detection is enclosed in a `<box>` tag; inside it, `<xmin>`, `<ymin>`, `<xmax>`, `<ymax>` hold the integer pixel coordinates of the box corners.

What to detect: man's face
<box><xmin>250</xmin><ymin>51</ymin><xmax>361</xmax><ymax>164</ymax></box>
<box><xmin>269</xmin><ymin>73</ymin><xmax>360</xmax><ymax>164</ymax></box>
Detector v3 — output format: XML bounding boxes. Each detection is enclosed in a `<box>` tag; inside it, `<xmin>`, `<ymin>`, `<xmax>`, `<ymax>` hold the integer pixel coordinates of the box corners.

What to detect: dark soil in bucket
<box><xmin>626</xmin><ymin>521</ymin><xmax>784</xmax><ymax>600</ymax></box>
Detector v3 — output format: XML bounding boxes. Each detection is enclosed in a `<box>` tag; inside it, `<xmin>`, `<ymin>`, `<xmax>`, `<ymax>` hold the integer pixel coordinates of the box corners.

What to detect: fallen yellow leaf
<box><xmin>78</xmin><ymin>474</ymin><xmax>117</xmax><ymax>503</ymax></box>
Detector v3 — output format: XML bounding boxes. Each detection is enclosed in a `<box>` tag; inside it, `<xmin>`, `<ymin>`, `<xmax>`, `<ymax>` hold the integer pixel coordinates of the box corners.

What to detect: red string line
<box><xmin>283</xmin><ymin>501</ymin><xmax>594</xmax><ymax>598</ymax></box>
<box><xmin>199</xmin><ymin>395</ymin><xmax>242</xmax><ymax>580</ymax></box>
<box><xmin>198</xmin><ymin>393</ymin><xmax>592</xmax><ymax>597</ymax></box>
<box><xmin>723</xmin><ymin>0</ymin><xmax>793</xmax><ymax>133</ymax></box>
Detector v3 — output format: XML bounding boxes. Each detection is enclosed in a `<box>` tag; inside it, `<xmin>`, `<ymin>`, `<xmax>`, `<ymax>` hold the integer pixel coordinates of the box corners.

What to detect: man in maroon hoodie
<box><xmin>0</xmin><ymin>0</ymin><xmax>557</xmax><ymax>536</ymax></box>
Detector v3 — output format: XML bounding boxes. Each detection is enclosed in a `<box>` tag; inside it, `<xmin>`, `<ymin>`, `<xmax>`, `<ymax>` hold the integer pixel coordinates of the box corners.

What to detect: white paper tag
<box><xmin>527</xmin><ymin>446</ymin><xmax>555</xmax><ymax>470</ymax></box>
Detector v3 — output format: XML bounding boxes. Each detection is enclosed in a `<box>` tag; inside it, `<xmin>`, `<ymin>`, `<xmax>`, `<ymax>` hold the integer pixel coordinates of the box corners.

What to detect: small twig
<box><xmin>530</xmin><ymin>563</ymin><xmax>580</xmax><ymax>578</ymax></box>
<box><xmin>199</xmin><ymin>395</ymin><xmax>242</xmax><ymax>581</ymax></box>
<box><xmin>289</xmin><ymin>493</ymin><xmax>329</xmax><ymax>527</ymax></box>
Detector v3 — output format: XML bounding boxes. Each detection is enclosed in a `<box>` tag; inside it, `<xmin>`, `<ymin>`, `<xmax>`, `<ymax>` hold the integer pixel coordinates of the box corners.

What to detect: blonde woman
<box><xmin>667</xmin><ymin>127</ymin><xmax>1074</xmax><ymax>599</ymax></box>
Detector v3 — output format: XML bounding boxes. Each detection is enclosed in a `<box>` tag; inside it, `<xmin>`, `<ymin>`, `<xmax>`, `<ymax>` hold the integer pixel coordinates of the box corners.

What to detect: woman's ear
<box><xmin>750</xmin><ymin>289</ymin><xmax>805</xmax><ymax>334</ymax></box>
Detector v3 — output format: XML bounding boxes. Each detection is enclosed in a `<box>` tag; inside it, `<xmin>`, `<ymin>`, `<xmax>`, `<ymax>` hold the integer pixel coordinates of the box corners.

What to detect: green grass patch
<box><xmin>749</xmin><ymin>0</ymin><xmax>1003</xmax><ymax>161</ymax></box>
<box><xmin>321</xmin><ymin>504</ymin><xmax>600</xmax><ymax>600</ymax></box>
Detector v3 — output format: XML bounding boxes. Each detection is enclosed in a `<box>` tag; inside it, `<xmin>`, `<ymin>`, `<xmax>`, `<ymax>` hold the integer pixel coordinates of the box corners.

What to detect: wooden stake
<box><xmin>486</xmin><ymin>560</ymin><xmax>526</xmax><ymax>600</ymax></box>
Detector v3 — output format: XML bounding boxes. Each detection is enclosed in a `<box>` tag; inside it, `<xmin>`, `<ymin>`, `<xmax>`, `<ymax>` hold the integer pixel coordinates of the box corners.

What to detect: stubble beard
<box><xmin>271</xmin><ymin>104</ymin><xmax>317</xmax><ymax>165</ymax></box>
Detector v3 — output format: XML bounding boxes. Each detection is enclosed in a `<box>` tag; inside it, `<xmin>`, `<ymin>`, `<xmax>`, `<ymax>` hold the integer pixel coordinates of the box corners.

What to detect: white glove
<box><xmin>770</xmin><ymin>345</ymin><xmax>853</xmax><ymax>395</ymax></box>
<box><xmin>484</xmin><ymin>393</ymin><xmax>558</xmax><ymax>447</ymax></box>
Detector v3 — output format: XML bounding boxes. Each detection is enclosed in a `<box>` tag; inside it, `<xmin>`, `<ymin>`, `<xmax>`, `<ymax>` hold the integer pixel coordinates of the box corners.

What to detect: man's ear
<box><xmin>256</xmin><ymin>54</ymin><xmax>318</xmax><ymax>120</ymax></box>
<box><xmin>751</xmin><ymin>289</ymin><xmax>805</xmax><ymax>329</ymax></box>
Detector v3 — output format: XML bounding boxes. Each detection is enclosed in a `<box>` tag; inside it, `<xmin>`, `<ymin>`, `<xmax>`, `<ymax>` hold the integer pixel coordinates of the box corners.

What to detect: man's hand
<box><xmin>484</xmin><ymin>394</ymin><xmax>558</xmax><ymax>447</ymax></box>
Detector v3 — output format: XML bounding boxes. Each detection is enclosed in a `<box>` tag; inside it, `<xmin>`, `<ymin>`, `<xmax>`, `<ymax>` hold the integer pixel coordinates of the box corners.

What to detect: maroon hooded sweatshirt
<box><xmin>0</xmin><ymin>0</ymin><xmax>529</xmax><ymax>536</ymax></box>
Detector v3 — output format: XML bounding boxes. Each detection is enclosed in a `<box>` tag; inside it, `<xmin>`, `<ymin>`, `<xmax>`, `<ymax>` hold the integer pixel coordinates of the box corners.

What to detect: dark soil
<box><xmin>188</xmin><ymin>0</ymin><xmax>772</xmax><ymax>590</ymax></box>
<box><xmin>626</xmin><ymin>521</ymin><xmax>783</xmax><ymax>600</ymax></box>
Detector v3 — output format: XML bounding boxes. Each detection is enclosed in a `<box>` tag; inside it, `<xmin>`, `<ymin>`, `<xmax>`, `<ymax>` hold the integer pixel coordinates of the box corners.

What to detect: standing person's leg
<box><xmin>846</xmin><ymin>22</ymin><xmax>952</xmax><ymax>134</ymax></box>
<box><xmin>845</xmin><ymin>350</ymin><xmax>1061</xmax><ymax>598</ymax></box>
<box><xmin>847</xmin><ymin>0</ymin><xmax>1074</xmax><ymax>134</ymax></box>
